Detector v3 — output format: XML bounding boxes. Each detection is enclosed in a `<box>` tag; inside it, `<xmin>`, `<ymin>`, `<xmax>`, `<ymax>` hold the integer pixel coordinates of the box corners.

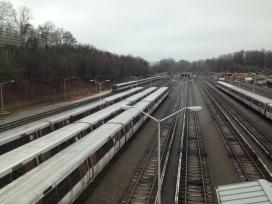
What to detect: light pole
<box><xmin>0</xmin><ymin>80</ymin><xmax>15</xmax><ymax>112</ymax></box>
<box><xmin>121</xmin><ymin>105</ymin><xmax>202</xmax><ymax>204</ymax></box>
<box><xmin>94</xmin><ymin>75</ymin><xmax>101</xmax><ymax>92</ymax></box>
<box><xmin>90</xmin><ymin>79</ymin><xmax>110</xmax><ymax>100</ymax></box>
<box><xmin>252</xmin><ymin>73</ymin><xmax>256</xmax><ymax>93</ymax></box>
<box><xmin>130</xmin><ymin>76</ymin><xmax>138</xmax><ymax>88</ymax></box>
<box><xmin>64</xmin><ymin>76</ymin><xmax>75</xmax><ymax>101</ymax></box>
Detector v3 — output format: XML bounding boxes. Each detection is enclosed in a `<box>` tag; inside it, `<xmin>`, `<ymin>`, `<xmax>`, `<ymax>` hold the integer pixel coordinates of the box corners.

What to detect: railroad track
<box><xmin>0</xmin><ymin>92</ymin><xmax>112</xmax><ymax>132</ymax></box>
<box><xmin>200</xmin><ymin>82</ymin><xmax>272</xmax><ymax>181</ymax></box>
<box><xmin>206</xmin><ymin>81</ymin><xmax>272</xmax><ymax>161</ymax></box>
<box><xmin>120</xmin><ymin>81</ymin><xmax>185</xmax><ymax>204</ymax></box>
<box><xmin>73</xmin><ymin>81</ymin><xmax>176</xmax><ymax>204</ymax></box>
<box><xmin>0</xmin><ymin>81</ymin><xmax>167</xmax><ymax>133</ymax></box>
<box><xmin>175</xmin><ymin>83</ymin><xmax>214</xmax><ymax>204</ymax></box>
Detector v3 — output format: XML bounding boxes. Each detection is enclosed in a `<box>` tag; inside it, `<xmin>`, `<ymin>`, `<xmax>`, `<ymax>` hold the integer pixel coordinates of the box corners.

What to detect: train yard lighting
<box><xmin>90</xmin><ymin>79</ymin><xmax>110</xmax><ymax>100</ymax></box>
<box><xmin>121</xmin><ymin>105</ymin><xmax>202</xmax><ymax>204</ymax></box>
<box><xmin>64</xmin><ymin>77</ymin><xmax>75</xmax><ymax>101</ymax></box>
<box><xmin>130</xmin><ymin>76</ymin><xmax>138</xmax><ymax>88</ymax></box>
<box><xmin>95</xmin><ymin>75</ymin><xmax>102</xmax><ymax>91</ymax></box>
<box><xmin>0</xmin><ymin>80</ymin><xmax>15</xmax><ymax>113</ymax></box>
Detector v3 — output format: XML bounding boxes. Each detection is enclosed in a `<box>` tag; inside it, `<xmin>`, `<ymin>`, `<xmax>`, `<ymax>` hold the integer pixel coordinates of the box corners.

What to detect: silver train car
<box><xmin>112</xmin><ymin>76</ymin><xmax>163</xmax><ymax>92</ymax></box>
<box><xmin>0</xmin><ymin>87</ymin><xmax>168</xmax><ymax>204</ymax></box>
<box><xmin>0</xmin><ymin>87</ymin><xmax>143</xmax><ymax>154</ymax></box>
<box><xmin>216</xmin><ymin>81</ymin><xmax>272</xmax><ymax>120</ymax></box>
<box><xmin>0</xmin><ymin>87</ymin><xmax>157</xmax><ymax>188</ymax></box>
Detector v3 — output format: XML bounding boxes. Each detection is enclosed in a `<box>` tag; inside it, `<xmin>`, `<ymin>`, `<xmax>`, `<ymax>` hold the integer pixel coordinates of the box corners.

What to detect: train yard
<box><xmin>0</xmin><ymin>76</ymin><xmax>272</xmax><ymax>204</ymax></box>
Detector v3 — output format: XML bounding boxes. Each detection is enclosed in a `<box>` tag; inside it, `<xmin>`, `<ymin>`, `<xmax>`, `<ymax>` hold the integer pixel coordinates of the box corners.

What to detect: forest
<box><xmin>1</xmin><ymin>0</ymin><xmax>272</xmax><ymax>109</ymax></box>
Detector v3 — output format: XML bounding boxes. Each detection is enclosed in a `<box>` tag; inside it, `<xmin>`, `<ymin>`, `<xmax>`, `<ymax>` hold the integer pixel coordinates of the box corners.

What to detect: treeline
<box><xmin>152</xmin><ymin>50</ymin><xmax>272</xmax><ymax>75</ymax></box>
<box><xmin>0</xmin><ymin>0</ymin><xmax>149</xmax><ymax>102</ymax></box>
<box><xmin>196</xmin><ymin>50</ymin><xmax>272</xmax><ymax>73</ymax></box>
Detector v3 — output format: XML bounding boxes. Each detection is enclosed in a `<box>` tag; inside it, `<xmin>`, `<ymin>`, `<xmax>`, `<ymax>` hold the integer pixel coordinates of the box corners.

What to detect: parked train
<box><xmin>0</xmin><ymin>87</ymin><xmax>143</xmax><ymax>154</ymax></box>
<box><xmin>112</xmin><ymin>76</ymin><xmax>164</xmax><ymax>92</ymax></box>
<box><xmin>0</xmin><ymin>87</ymin><xmax>157</xmax><ymax>188</ymax></box>
<box><xmin>216</xmin><ymin>81</ymin><xmax>272</xmax><ymax>120</ymax></box>
<box><xmin>0</xmin><ymin>87</ymin><xmax>169</xmax><ymax>204</ymax></box>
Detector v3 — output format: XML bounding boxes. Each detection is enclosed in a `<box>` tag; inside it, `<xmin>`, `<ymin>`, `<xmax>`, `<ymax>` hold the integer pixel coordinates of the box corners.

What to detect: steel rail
<box><xmin>201</xmin><ymin>82</ymin><xmax>272</xmax><ymax>181</ymax></box>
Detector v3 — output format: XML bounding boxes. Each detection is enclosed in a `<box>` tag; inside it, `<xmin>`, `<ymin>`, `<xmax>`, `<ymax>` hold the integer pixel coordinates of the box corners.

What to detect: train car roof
<box><xmin>0</xmin><ymin>87</ymin><xmax>143</xmax><ymax>146</ymax></box>
<box><xmin>0</xmin><ymin>123</ymin><xmax>122</xmax><ymax>204</ymax></box>
<box><xmin>103</xmin><ymin>87</ymin><xmax>142</xmax><ymax>101</ymax></box>
<box><xmin>114</xmin><ymin>76</ymin><xmax>161</xmax><ymax>87</ymax></box>
<box><xmin>124</xmin><ymin>87</ymin><xmax>157</xmax><ymax>102</ymax></box>
<box><xmin>0</xmin><ymin>121</ymin><xmax>50</xmax><ymax>145</ymax></box>
<box><xmin>43</xmin><ymin>100</ymin><xmax>105</xmax><ymax>123</ymax></box>
<box><xmin>217</xmin><ymin>81</ymin><xmax>272</xmax><ymax>104</ymax></box>
<box><xmin>0</xmin><ymin>87</ymin><xmax>158</xmax><ymax>180</ymax></box>
<box><xmin>143</xmin><ymin>87</ymin><xmax>168</xmax><ymax>102</ymax></box>
<box><xmin>216</xmin><ymin>179</ymin><xmax>272</xmax><ymax>204</ymax></box>
<box><xmin>114</xmin><ymin>80</ymin><xmax>137</xmax><ymax>87</ymax></box>
<box><xmin>77</xmin><ymin>87</ymin><xmax>157</xmax><ymax>125</ymax></box>
<box><xmin>108</xmin><ymin>101</ymin><xmax>150</xmax><ymax>126</ymax></box>
<box><xmin>108</xmin><ymin>87</ymin><xmax>168</xmax><ymax>125</ymax></box>
<box><xmin>45</xmin><ymin>88</ymin><xmax>143</xmax><ymax>123</ymax></box>
<box><xmin>0</xmin><ymin>122</ymin><xmax>89</xmax><ymax>178</ymax></box>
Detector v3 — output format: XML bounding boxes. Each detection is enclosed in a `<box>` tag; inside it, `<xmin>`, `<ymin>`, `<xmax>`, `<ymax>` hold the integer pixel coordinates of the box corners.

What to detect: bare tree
<box><xmin>50</xmin><ymin>27</ymin><xmax>65</xmax><ymax>46</ymax></box>
<box><xmin>38</xmin><ymin>21</ymin><xmax>55</xmax><ymax>47</ymax></box>
<box><xmin>15</xmin><ymin>6</ymin><xmax>32</xmax><ymax>46</ymax></box>
<box><xmin>62</xmin><ymin>31</ymin><xmax>77</xmax><ymax>46</ymax></box>
<box><xmin>0</xmin><ymin>0</ymin><xmax>15</xmax><ymax>31</ymax></box>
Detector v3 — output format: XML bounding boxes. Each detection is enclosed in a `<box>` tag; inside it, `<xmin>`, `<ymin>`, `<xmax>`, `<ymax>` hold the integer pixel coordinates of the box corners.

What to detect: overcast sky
<box><xmin>8</xmin><ymin>0</ymin><xmax>272</xmax><ymax>62</ymax></box>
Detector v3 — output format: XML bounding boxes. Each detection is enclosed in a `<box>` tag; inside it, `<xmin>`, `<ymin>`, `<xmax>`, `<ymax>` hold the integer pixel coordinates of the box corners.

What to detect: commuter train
<box><xmin>0</xmin><ymin>87</ymin><xmax>157</xmax><ymax>188</ymax></box>
<box><xmin>216</xmin><ymin>81</ymin><xmax>272</xmax><ymax>120</ymax></box>
<box><xmin>0</xmin><ymin>87</ymin><xmax>169</xmax><ymax>204</ymax></box>
<box><xmin>0</xmin><ymin>87</ymin><xmax>143</xmax><ymax>154</ymax></box>
<box><xmin>112</xmin><ymin>76</ymin><xmax>164</xmax><ymax>92</ymax></box>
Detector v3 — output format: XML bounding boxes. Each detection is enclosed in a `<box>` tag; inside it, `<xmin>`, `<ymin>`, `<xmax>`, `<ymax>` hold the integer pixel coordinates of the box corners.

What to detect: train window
<box><xmin>79</xmin><ymin>162</ymin><xmax>88</xmax><ymax>177</ymax></box>
<box><xmin>91</xmin><ymin>154</ymin><xmax>97</xmax><ymax>165</ymax></box>
<box><xmin>96</xmin><ymin>139</ymin><xmax>114</xmax><ymax>162</ymax></box>
<box><xmin>69</xmin><ymin>168</ymin><xmax>81</xmax><ymax>188</ymax></box>
<box><xmin>122</xmin><ymin>128</ymin><xmax>126</xmax><ymax>136</ymax></box>
<box><xmin>125</xmin><ymin>124</ymin><xmax>130</xmax><ymax>133</ymax></box>
<box><xmin>0</xmin><ymin>173</ymin><xmax>12</xmax><ymax>188</ymax></box>
<box><xmin>50</xmin><ymin>145</ymin><xmax>60</xmax><ymax>157</ymax></box>
<box><xmin>24</xmin><ymin>159</ymin><xmax>37</xmax><ymax>171</ymax></box>
<box><xmin>67</xmin><ymin>137</ymin><xmax>75</xmax><ymax>146</ymax></box>
<box><xmin>42</xmin><ymin>188</ymin><xmax>59</xmax><ymax>204</ymax></box>
<box><xmin>41</xmin><ymin>126</ymin><xmax>52</xmax><ymax>136</ymax></box>
<box><xmin>12</xmin><ymin>164</ymin><xmax>26</xmax><ymax>180</ymax></box>
<box><xmin>41</xmin><ymin>152</ymin><xmax>51</xmax><ymax>162</ymax></box>
<box><xmin>133</xmin><ymin>114</ymin><xmax>141</xmax><ymax>123</ymax></box>
<box><xmin>56</xmin><ymin>177</ymin><xmax>71</xmax><ymax>200</ymax></box>
<box><xmin>0</xmin><ymin>142</ymin><xmax>14</xmax><ymax>155</ymax></box>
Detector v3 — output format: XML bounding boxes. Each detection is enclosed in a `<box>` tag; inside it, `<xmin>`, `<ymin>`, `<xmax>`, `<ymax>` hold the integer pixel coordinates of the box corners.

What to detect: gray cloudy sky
<box><xmin>9</xmin><ymin>0</ymin><xmax>272</xmax><ymax>62</ymax></box>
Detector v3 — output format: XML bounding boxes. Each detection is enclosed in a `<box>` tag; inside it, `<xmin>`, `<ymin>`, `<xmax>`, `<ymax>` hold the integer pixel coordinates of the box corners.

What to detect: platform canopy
<box><xmin>216</xmin><ymin>179</ymin><xmax>272</xmax><ymax>204</ymax></box>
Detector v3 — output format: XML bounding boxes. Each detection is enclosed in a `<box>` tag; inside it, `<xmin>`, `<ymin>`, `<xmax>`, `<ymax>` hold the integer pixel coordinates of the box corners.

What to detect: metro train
<box><xmin>0</xmin><ymin>87</ymin><xmax>169</xmax><ymax>204</ymax></box>
<box><xmin>112</xmin><ymin>76</ymin><xmax>163</xmax><ymax>92</ymax></box>
<box><xmin>0</xmin><ymin>87</ymin><xmax>143</xmax><ymax>154</ymax></box>
<box><xmin>216</xmin><ymin>81</ymin><xmax>272</xmax><ymax>120</ymax></box>
<box><xmin>0</xmin><ymin>87</ymin><xmax>157</xmax><ymax>188</ymax></box>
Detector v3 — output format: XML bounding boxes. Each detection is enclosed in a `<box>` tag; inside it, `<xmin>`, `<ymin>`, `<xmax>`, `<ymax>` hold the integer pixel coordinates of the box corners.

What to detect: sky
<box><xmin>8</xmin><ymin>0</ymin><xmax>272</xmax><ymax>62</ymax></box>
